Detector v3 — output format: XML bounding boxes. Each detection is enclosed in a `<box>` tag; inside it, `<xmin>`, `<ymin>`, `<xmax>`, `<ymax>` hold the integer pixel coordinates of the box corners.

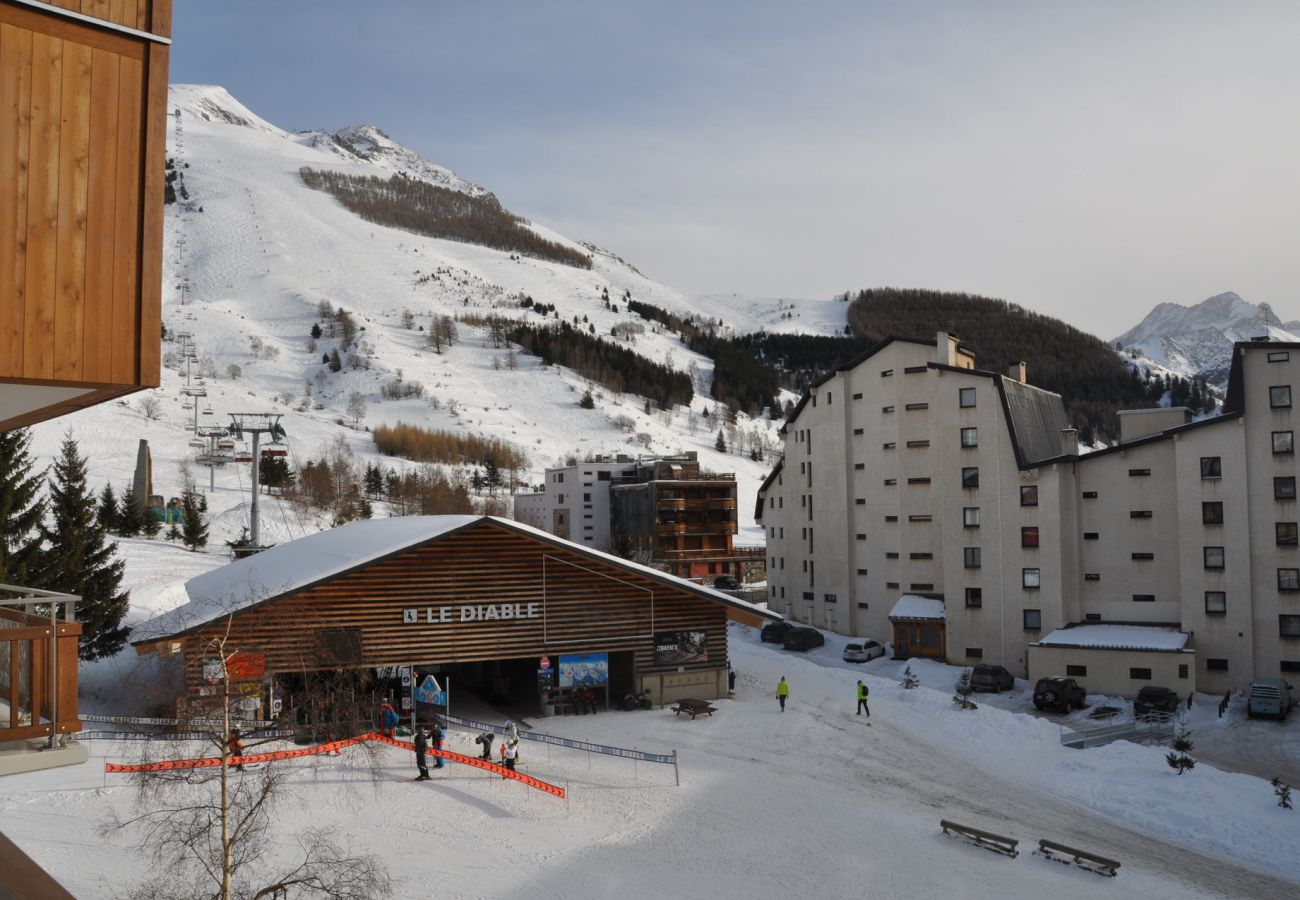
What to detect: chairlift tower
<box><xmin>227</xmin><ymin>413</ymin><xmax>287</xmax><ymax>549</ymax></box>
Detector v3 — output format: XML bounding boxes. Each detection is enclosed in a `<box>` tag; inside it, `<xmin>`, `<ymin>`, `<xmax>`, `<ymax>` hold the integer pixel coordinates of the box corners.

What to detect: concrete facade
<box><xmin>757</xmin><ymin>333</ymin><xmax>1300</xmax><ymax>694</ymax></box>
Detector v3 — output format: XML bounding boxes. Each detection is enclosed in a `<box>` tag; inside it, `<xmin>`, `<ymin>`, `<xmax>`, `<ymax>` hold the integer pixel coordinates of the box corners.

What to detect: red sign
<box><xmin>539</xmin><ymin>656</ymin><xmax>551</xmax><ymax>670</ymax></box>
<box><xmin>226</xmin><ymin>653</ymin><xmax>266</xmax><ymax>681</ymax></box>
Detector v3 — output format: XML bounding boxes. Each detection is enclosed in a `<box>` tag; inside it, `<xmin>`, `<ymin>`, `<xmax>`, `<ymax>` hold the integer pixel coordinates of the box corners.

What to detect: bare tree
<box><xmin>227</xmin><ymin>364</ymin><xmax>243</xmax><ymax>381</ymax></box>
<box><xmin>346</xmin><ymin>391</ymin><xmax>367</xmax><ymax>423</ymax></box>
<box><xmin>140</xmin><ymin>393</ymin><xmax>163</xmax><ymax>421</ymax></box>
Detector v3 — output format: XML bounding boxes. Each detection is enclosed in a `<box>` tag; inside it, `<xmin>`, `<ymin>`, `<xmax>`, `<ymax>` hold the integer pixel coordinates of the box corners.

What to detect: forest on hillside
<box><xmin>299</xmin><ymin>168</ymin><xmax>592</xmax><ymax>268</ymax></box>
<box><xmin>847</xmin><ymin>287</ymin><xmax>1186</xmax><ymax>442</ymax></box>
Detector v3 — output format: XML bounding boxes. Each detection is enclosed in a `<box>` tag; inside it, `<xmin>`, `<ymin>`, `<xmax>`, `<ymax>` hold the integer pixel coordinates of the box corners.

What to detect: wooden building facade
<box><xmin>0</xmin><ymin>0</ymin><xmax>170</xmax><ymax>431</ymax></box>
<box><xmin>134</xmin><ymin>517</ymin><xmax>778</xmax><ymax>716</ymax></box>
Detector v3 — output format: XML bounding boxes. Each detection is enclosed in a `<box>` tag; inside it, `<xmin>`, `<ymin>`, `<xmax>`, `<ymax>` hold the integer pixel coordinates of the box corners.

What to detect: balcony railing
<box><xmin>611</xmin><ymin>471</ymin><xmax>736</xmax><ymax>485</ymax></box>
<box><xmin>0</xmin><ymin>585</ymin><xmax>81</xmax><ymax>747</ymax></box>
<box><xmin>656</xmin><ymin>497</ymin><xmax>737</xmax><ymax>511</ymax></box>
<box><xmin>656</xmin><ymin>521</ymin><xmax>738</xmax><ymax>536</ymax></box>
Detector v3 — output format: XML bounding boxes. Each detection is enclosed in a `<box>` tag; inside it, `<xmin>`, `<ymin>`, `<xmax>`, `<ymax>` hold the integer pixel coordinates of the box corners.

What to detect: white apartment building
<box><xmin>757</xmin><ymin>332</ymin><xmax>1300</xmax><ymax>695</ymax></box>
<box><xmin>511</xmin><ymin>458</ymin><xmax>629</xmax><ymax>550</ymax></box>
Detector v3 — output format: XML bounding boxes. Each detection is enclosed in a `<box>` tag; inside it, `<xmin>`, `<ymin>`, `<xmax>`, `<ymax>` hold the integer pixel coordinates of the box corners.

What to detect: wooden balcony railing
<box><xmin>0</xmin><ymin>586</ymin><xmax>81</xmax><ymax>747</ymax></box>
<box><xmin>656</xmin><ymin>498</ymin><xmax>737</xmax><ymax>511</ymax></box>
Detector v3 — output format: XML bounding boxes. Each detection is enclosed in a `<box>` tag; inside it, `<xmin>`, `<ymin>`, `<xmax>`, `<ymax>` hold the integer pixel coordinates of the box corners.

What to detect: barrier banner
<box><xmin>104</xmin><ymin>731</ymin><xmax>565</xmax><ymax>798</ymax></box>
<box><xmin>441</xmin><ymin>714</ymin><xmax>676</xmax><ymax>765</ymax></box>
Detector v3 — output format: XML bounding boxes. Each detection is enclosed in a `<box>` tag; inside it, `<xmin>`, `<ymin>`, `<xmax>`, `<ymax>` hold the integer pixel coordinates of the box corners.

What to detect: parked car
<box><xmin>782</xmin><ymin>626</ymin><xmax>826</xmax><ymax>652</ymax></box>
<box><xmin>1033</xmin><ymin>676</ymin><xmax>1086</xmax><ymax>713</ymax></box>
<box><xmin>842</xmin><ymin>639</ymin><xmax>886</xmax><ymax>663</ymax></box>
<box><xmin>1247</xmin><ymin>678</ymin><xmax>1294</xmax><ymax>720</ymax></box>
<box><xmin>712</xmin><ymin>575</ymin><xmax>741</xmax><ymax>590</ymax></box>
<box><xmin>969</xmin><ymin>664</ymin><xmax>1015</xmax><ymax>693</ymax></box>
<box><xmin>760</xmin><ymin>621</ymin><xmax>794</xmax><ymax>643</ymax></box>
<box><xmin>1133</xmin><ymin>686</ymin><xmax>1181</xmax><ymax>719</ymax></box>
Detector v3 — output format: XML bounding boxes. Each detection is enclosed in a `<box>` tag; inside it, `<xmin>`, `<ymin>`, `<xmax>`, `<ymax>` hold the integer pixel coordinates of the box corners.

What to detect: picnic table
<box><xmin>671</xmin><ymin>698</ymin><xmax>717</xmax><ymax>720</ymax></box>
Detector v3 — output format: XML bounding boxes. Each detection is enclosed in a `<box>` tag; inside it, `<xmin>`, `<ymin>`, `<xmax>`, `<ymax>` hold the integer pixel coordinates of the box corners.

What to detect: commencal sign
<box><xmin>402</xmin><ymin>603</ymin><xmax>540</xmax><ymax>624</ymax></box>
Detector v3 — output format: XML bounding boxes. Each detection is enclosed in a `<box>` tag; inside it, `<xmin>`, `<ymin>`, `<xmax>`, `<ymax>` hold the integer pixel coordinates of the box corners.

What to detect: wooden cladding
<box><xmin>36</xmin><ymin>1</ymin><xmax>170</xmax><ymax>38</ymax></box>
<box><xmin>0</xmin><ymin>0</ymin><xmax>169</xmax><ymax>430</ymax></box>
<box><xmin>167</xmin><ymin>521</ymin><xmax>731</xmax><ymax>688</ymax></box>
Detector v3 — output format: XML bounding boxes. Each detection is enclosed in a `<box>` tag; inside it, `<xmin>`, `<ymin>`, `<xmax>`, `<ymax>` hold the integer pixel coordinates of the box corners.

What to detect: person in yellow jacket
<box><xmin>776</xmin><ymin>676</ymin><xmax>789</xmax><ymax>712</ymax></box>
<box><xmin>857</xmin><ymin>680</ymin><xmax>870</xmax><ymax>717</ymax></box>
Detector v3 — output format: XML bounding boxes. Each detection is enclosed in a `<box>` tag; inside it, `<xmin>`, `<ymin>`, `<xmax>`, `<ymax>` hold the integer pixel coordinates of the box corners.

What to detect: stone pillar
<box><xmin>133</xmin><ymin>439</ymin><xmax>152</xmax><ymax>517</ymax></box>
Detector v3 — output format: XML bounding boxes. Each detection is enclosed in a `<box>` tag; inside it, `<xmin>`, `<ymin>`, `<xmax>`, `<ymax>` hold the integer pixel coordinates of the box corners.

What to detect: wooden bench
<box><xmin>1038</xmin><ymin>839</ymin><xmax>1120</xmax><ymax>877</ymax></box>
<box><xmin>939</xmin><ymin>819</ymin><xmax>1019</xmax><ymax>858</ymax></box>
<box><xmin>671</xmin><ymin>698</ymin><xmax>717</xmax><ymax>720</ymax></box>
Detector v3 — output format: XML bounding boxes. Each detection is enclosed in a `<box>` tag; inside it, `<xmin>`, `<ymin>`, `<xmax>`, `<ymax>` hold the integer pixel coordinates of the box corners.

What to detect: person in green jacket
<box><xmin>776</xmin><ymin>676</ymin><xmax>789</xmax><ymax>711</ymax></box>
<box><xmin>857</xmin><ymin>680</ymin><xmax>870</xmax><ymax>717</ymax></box>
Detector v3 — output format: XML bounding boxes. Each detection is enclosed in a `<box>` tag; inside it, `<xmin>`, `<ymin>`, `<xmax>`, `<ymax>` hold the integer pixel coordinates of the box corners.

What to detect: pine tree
<box><xmin>900</xmin><ymin>666</ymin><xmax>919</xmax><ymax>689</ymax></box>
<box><xmin>166</xmin><ymin>523</ymin><xmax>182</xmax><ymax>542</ymax></box>
<box><xmin>579</xmin><ymin>389</ymin><xmax>595</xmax><ymax>409</ymax></box>
<box><xmin>328</xmin><ymin>349</ymin><xmax>343</xmax><ymax>373</ymax></box>
<box><xmin>181</xmin><ymin>490</ymin><xmax>209</xmax><ymax>552</ymax></box>
<box><xmin>1272</xmin><ymin>777</ymin><xmax>1293</xmax><ymax>810</ymax></box>
<box><xmin>715</xmin><ymin>430</ymin><xmax>727</xmax><ymax>453</ymax></box>
<box><xmin>0</xmin><ymin>429</ymin><xmax>46</xmax><ymax>585</ymax></box>
<box><xmin>364</xmin><ymin>463</ymin><xmax>384</xmax><ymax>499</ymax></box>
<box><xmin>952</xmin><ymin>670</ymin><xmax>978</xmax><ymax>709</ymax></box>
<box><xmin>117</xmin><ymin>485</ymin><xmax>144</xmax><ymax>537</ymax></box>
<box><xmin>1166</xmin><ymin>725</ymin><xmax>1196</xmax><ymax>774</ymax></box>
<box><xmin>310</xmin><ymin>322</ymin><xmax>322</xmax><ymax>339</ymax></box>
<box><xmin>484</xmin><ymin>460</ymin><xmax>502</xmax><ymax>495</ymax></box>
<box><xmin>97</xmin><ymin>483</ymin><xmax>120</xmax><ymax>534</ymax></box>
<box><xmin>37</xmin><ymin>435</ymin><xmax>130</xmax><ymax>660</ymax></box>
<box><xmin>141</xmin><ymin>508</ymin><xmax>162</xmax><ymax>538</ymax></box>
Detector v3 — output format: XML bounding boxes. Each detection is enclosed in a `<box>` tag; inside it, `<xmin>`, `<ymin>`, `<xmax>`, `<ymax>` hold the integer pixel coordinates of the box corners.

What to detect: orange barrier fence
<box><xmin>104</xmin><ymin>730</ymin><xmax>565</xmax><ymax>798</ymax></box>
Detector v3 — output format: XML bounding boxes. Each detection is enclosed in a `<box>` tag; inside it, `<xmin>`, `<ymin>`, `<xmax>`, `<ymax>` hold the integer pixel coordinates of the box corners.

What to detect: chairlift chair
<box><xmin>188</xmin><ymin>439</ymin><xmax>204</xmax><ymax>449</ymax></box>
<box><xmin>261</xmin><ymin>443</ymin><xmax>288</xmax><ymax>459</ymax></box>
<box><xmin>234</xmin><ymin>447</ymin><xmax>254</xmax><ymax>463</ymax></box>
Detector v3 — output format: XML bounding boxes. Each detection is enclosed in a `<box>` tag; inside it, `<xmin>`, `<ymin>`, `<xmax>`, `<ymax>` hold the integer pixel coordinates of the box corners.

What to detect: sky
<box><xmin>170</xmin><ymin>1</ymin><xmax>1300</xmax><ymax>339</ymax></box>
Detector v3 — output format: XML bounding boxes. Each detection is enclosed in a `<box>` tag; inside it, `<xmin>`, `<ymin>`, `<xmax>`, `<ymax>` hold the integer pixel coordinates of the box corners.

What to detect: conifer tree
<box><xmin>142</xmin><ymin>507</ymin><xmax>162</xmax><ymax>538</ymax></box>
<box><xmin>579</xmin><ymin>389</ymin><xmax>595</xmax><ymax>409</ymax></box>
<box><xmin>181</xmin><ymin>490</ymin><xmax>209</xmax><ymax>552</ymax></box>
<box><xmin>952</xmin><ymin>670</ymin><xmax>978</xmax><ymax>709</ymax></box>
<box><xmin>715</xmin><ymin>430</ymin><xmax>727</xmax><ymax>453</ymax></box>
<box><xmin>900</xmin><ymin>666</ymin><xmax>919</xmax><ymax>690</ymax></box>
<box><xmin>37</xmin><ymin>435</ymin><xmax>130</xmax><ymax>660</ymax></box>
<box><xmin>1166</xmin><ymin>725</ymin><xmax>1196</xmax><ymax>775</ymax></box>
<box><xmin>97</xmin><ymin>483</ymin><xmax>120</xmax><ymax>534</ymax></box>
<box><xmin>166</xmin><ymin>523</ymin><xmax>182</xmax><ymax>543</ymax></box>
<box><xmin>0</xmin><ymin>429</ymin><xmax>46</xmax><ymax>585</ymax></box>
<box><xmin>117</xmin><ymin>485</ymin><xmax>144</xmax><ymax>537</ymax></box>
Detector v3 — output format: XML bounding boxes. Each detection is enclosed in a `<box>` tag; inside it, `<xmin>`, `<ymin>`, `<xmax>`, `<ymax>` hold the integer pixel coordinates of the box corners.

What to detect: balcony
<box><xmin>656</xmin><ymin>520</ymin><xmax>738</xmax><ymax>536</ymax></box>
<box><xmin>656</xmin><ymin>497</ymin><xmax>737</xmax><ymax>511</ymax></box>
<box><xmin>1</xmin><ymin>586</ymin><xmax>86</xmax><ymax>777</ymax></box>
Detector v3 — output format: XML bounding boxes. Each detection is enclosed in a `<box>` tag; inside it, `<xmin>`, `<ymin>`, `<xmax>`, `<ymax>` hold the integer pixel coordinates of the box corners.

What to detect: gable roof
<box><xmin>133</xmin><ymin>515</ymin><xmax>779</xmax><ymax>645</ymax></box>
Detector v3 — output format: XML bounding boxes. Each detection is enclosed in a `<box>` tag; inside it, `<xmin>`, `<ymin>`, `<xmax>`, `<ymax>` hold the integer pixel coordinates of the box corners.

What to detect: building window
<box><xmin>1278</xmin><ymin>522</ymin><xmax>1299</xmax><ymax>546</ymax></box>
<box><xmin>853</xmin><ymin>392</ymin><xmax>863</xmax><ymax>400</ymax></box>
<box><xmin>905</xmin><ymin>402</ymin><xmax>929</xmax><ymax>411</ymax></box>
<box><xmin>1274</xmin><ymin>431</ymin><xmax>1295</xmax><ymax>455</ymax></box>
<box><xmin>1207</xmin><ymin>658</ymin><xmax>1229</xmax><ymax>671</ymax></box>
<box><xmin>1023</xmin><ymin>609</ymin><xmax>1042</xmax><ymax>630</ymax></box>
<box><xmin>1132</xmin><ymin>594</ymin><xmax>1155</xmax><ymax>602</ymax></box>
<box><xmin>1281</xmin><ymin>615</ymin><xmax>1300</xmax><ymax>638</ymax></box>
<box><xmin>857</xmin><ymin>568</ymin><xmax>869</xmax><ymax>575</ymax></box>
<box><xmin>960</xmin><ymin>427</ymin><xmax>978</xmax><ymax>448</ymax></box>
<box><xmin>824</xmin><ymin>593</ymin><xmax>837</xmax><ymax>603</ymax></box>
<box><xmin>1269</xmin><ymin>351</ymin><xmax>1291</xmax><ymax>363</ymax></box>
<box><xmin>854</xmin><ymin>463</ymin><xmax>865</xmax><ymax>470</ymax></box>
<box><xmin>1128</xmin><ymin>468</ymin><xmax>1151</xmax><ymax>477</ymax></box>
<box><xmin>1200</xmin><ymin>457</ymin><xmax>1221</xmax><ymax>479</ymax></box>
<box><xmin>1179</xmin><ymin>664</ymin><xmax>1189</xmax><ymax>679</ymax></box>
<box><xmin>853</xmin><ymin>428</ymin><xmax>864</xmax><ymax>436</ymax></box>
<box><xmin>1271</xmin><ymin>385</ymin><xmax>1293</xmax><ymax>409</ymax></box>
<box><xmin>1202</xmin><ymin>502</ymin><xmax>1224</xmax><ymax>525</ymax></box>
<box><xmin>964</xmin><ymin>547</ymin><xmax>982</xmax><ymax>569</ymax></box>
<box><xmin>1083</xmin><ymin>532</ymin><xmax>1099</xmax><ymax>540</ymax></box>
<box><xmin>857</xmin><ymin>602</ymin><xmax>869</xmax><ymax>610</ymax></box>
<box><xmin>910</xmin><ymin>552</ymin><xmax>933</xmax><ymax>560</ymax></box>
<box><xmin>1085</xmin><ymin>613</ymin><xmax>1101</xmax><ymax>620</ymax></box>
<box><xmin>826</xmin><ymin>392</ymin><xmax>832</xmax><ymax>404</ymax></box>
<box><xmin>904</xmin><ymin>366</ymin><xmax>927</xmax><ymax>374</ymax></box>
<box><xmin>1129</xmin><ymin>668</ymin><xmax>1152</xmax><ymax>681</ymax></box>
<box><xmin>966</xmin><ymin>648</ymin><xmax>984</xmax><ymax>658</ymax></box>
<box><xmin>962</xmin><ymin>467</ymin><xmax>979</xmax><ymax>489</ymax></box>
<box><xmin>1277</xmin><ymin>477</ymin><xmax>1297</xmax><ymax>500</ymax></box>
<box><xmin>1020</xmin><ymin>485</ymin><xmax>1038</xmax><ymax>507</ymax></box>
<box><xmin>1021</xmin><ymin>526</ymin><xmax>1040</xmax><ymax>548</ymax></box>
<box><xmin>1205</xmin><ymin>591</ymin><xmax>1227</xmax><ymax>615</ymax></box>
<box><xmin>1204</xmin><ymin>546</ymin><xmax>1225</xmax><ymax>569</ymax></box>
<box><xmin>883</xmin><ymin>478</ymin><xmax>897</xmax><ymax>486</ymax></box>
<box><xmin>886</xmin><ymin>581</ymin><xmax>899</xmax><ymax>589</ymax></box>
<box><xmin>856</xmin><ymin>533</ymin><xmax>866</xmax><ymax>541</ymax></box>
<box><xmin>1082</xmin><ymin>491</ymin><xmax>1098</xmax><ymax>499</ymax></box>
<box><xmin>583</xmin><ymin>493</ymin><xmax>591</xmax><ymax>502</ymax></box>
<box><xmin>1084</xmin><ymin>573</ymin><xmax>1100</xmax><ymax>581</ymax></box>
<box><xmin>906</xmin><ymin>440</ymin><xmax>931</xmax><ymax>448</ymax></box>
<box><xmin>885</xmin><ymin>516</ymin><xmax>898</xmax><ymax>522</ymax></box>
<box><xmin>855</xmin><ymin>498</ymin><xmax>867</xmax><ymax>506</ymax></box>
<box><xmin>1023</xmin><ymin>568</ymin><xmax>1041</xmax><ymax>589</ymax></box>
<box><xmin>882</xmin><ymin>406</ymin><xmax>895</xmax><ymax>414</ymax></box>
<box><xmin>907</xmin><ymin>477</ymin><xmax>931</xmax><ymax>485</ymax></box>
<box><xmin>1282</xmin><ymin>661</ymin><xmax>1300</xmax><ymax>673</ymax></box>
<box><xmin>965</xmin><ymin>588</ymin><xmax>982</xmax><ymax>608</ymax></box>
<box><xmin>883</xmin><ymin>442</ymin><xmax>896</xmax><ymax>450</ymax></box>
<box><xmin>885</xmin><ymin>552</ymin><xmax>899</xmax><ymax>559</ymax></box>
<box><xmin>881</xmin><ymin>369</ymin><xmax>894</xmax><ymax>377</ymax></box>
<box><xmin>1280</xmin><ymin>569</ymin><xmax>1300</xmax><ymax>591</ymax></box>
<box><xmin>1131</xmin><ymin>510</ymin><xmax>1153</xmax><ymax>519</ymax></box>
<box><xmin>1131</xmin><ymin>552</ymin><xmax>1154</xmax><ymax>560</ymax></box>
<box><xmin>959</xmin><ymin>387</ymin><xmax>977</xmax><ymax>408</ymax></box>
<box><xmin>909</xmin><ymin>515</ymin><xmax>933</xmax><ymax>522</ymax></box>
<box><xmin>910</xmin><ymin>583</ymin><xmax>935</xmax><ymax>591</ymax></box>
<box><xmin>1066</xmin><ymin>664</ymin><xmax>1087</xmax><ymax>677</ymax></box>
<box><xmin>963</xmin><ymin>507</ymin><xmax>980</xmax><ymax>528</ymax></box>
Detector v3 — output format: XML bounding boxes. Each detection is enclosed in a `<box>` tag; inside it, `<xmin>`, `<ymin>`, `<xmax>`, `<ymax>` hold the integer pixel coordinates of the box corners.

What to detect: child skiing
<box><xmin>379</xmin><ymin>701</ymin><xmax>399</xmax><ymax>738</ymax></box>
<box><xmin>857</xmin><ymin>680</ymin><xmax>870</xmax><ymax>717</ymax></box>
<box><xmin>226</xmin><ymin>728</ymin><xmax>245</xmax><ymax>771</ymax></box>
<box><xmin>432</xmin><ymin>721</ymin><xmax>446</xmax><ymax>770</ymax></box>
<box><xmin>776</xmin><ymin>676</ymin><xmax>789</xmax><ymax>712</ymax></box>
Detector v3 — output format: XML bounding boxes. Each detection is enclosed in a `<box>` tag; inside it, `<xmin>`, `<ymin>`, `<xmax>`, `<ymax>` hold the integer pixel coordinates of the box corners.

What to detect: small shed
<box><xmin>888</xmin><ymin>595</ymin><xmax>946</xmax><ymax>660</ymax></box>
<box><xmin>1028</xmin><ymin>625</ymin><xmax>1195</xmax><ymax>698</ymax></box>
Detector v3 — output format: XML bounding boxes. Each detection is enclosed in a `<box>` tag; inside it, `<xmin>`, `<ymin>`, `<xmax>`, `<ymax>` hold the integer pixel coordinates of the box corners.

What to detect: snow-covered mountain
<box><xmin>1113</xmin><ymin>292</ymin><xmax>1300</xmax><ymax>387</ymax></box>
<box><xmin>29</xmin><ymin>84</ymin><xmax>844</xmax><ymax>563</ymax></box>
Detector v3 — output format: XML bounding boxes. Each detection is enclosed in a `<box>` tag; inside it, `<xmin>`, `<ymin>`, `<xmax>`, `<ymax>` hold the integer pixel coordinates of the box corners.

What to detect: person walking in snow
<box><xmin>431</xmin><ymin>720</ymin><xmax>446</xmax><ymax>770</ymax></box>
<box><xmin>776</xmin><ymin>676</ymin><xmax>789</xmax><ymax>712</ymax></box>
<box><xmin>413</xmin><ymin>727</ymin><xmax>431</xmax><ymax>780</ymax></box>
<box><xmin>379</xmin><ymin>701</ymin><xmax>399</xmax><ymax>738</ymax></box>
<box><xmin>857</xmin><ymin>680</ymin><xmax>870</xmax><ymax>717</ymax></box>
<box><xmin>227</xmin><ymin>728</ymin><xmax>245</xmax><ymax>771</ymax></box>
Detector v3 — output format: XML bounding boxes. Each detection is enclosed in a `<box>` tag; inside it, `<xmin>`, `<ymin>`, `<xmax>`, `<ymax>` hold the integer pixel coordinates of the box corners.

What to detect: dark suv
<box><xmin>760</xmin><ymin>621</ymin><xmax>794</xmax><ymax>643</ymax></box>
<box><xmin>782</xmin><ymin>627</ymin><xmax>825</xmax><ymax>652</ymax></box>
<box><xmin>1033</xmin><ymin>676</ymin><xmax>1086</xmax><ymax>713</ymax></box>
<box><xmin>1133</xmin><ymin>686</ymin><xmax>1180</xmax><ymax>719</ymax></box>
<box><xmin>713</xmin><ymin>575</ymin><xmax>741</xmax><ymax>590</ymax></box>
<box><xmin>969</xmin><ymin>665</ymin><xmax>1015</xmax><ymax>693</ymax></box>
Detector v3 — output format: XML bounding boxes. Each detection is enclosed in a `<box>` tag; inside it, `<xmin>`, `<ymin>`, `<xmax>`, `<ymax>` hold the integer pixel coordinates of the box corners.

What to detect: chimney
<box><xmin>1060</xmin><ymin>427</ymin><xmax>1079</xmax><ymax>456</ymax></box>
<box><xmin>936</xmin><ymin>331</ymin><xmax>960</xmax><ymax>366</ymax></box>
<box><xmin>1006</xmin><ymin>361</ymin><xmax>1027</xmax><ymax>383</ymax></box>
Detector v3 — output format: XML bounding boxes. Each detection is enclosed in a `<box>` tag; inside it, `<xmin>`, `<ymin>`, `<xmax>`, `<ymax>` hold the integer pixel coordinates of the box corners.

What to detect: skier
<box><xmin>379</xmin><ymin>701</ymin><xmax>399</xmax><ymax>738</ymax></box>
<box><xmin>857</xmin><ymin>680</ymin><xmax>870</xmax><ymax>717</ymax></box>
<box><xmin>431</xmin><ymin>720</ymin><xmax>446</xmax><ymax>770</ymax></box>
<box><xmin>474</xmin><ymin>730</ymin><xmax>496</xmax><ymax>760</ymax></box>
<box><xmin>776</xmin><ymin>676</ymin><xmax>789</xmax><ymax>712</ymax></box>
<box><xmin>227</xmin><ymin>728</ymin><xmax>245</xmax><ymax>771</ymax></box>
<box><xmin>505</xmin><ymin>720</ymin><xmax>519</xmax><ymax>744</ymax></box>
<box><xmin>413</xmin><ymin>727</ymin><xmax>430</xmax><ymax>780</ymax></box>
<box><xmin>501</xmin><ymin>739</ymin><xmax>519</xmax><ymax>776</ymax></box>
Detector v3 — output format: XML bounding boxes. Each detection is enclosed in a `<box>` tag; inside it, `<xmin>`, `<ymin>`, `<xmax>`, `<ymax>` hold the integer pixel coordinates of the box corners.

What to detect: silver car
<box><xmin>842</xmin><ymin>639</ymin><xmax>886</xmax><ymax>663</ymax></box>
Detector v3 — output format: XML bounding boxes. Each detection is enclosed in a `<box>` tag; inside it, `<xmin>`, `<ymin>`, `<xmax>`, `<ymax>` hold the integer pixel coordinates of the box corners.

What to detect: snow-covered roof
<box><xmin>133</xmin><ymin>515</ymin><xmax>778</xmax><ymax>643</ymax></box>
<box><xmin>1035</xmin><ymin>625</ymin><xmax>1190</xmax><ymax>652</ymax></box>
<box><xmin>888</xmin><ymin>595</ymin><xmax>945</xmax><ymax>621</ymax></box>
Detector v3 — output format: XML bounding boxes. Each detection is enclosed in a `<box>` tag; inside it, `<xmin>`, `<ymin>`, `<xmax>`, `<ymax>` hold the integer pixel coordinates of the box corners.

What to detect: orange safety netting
<box><xmin>103</xmin><ymin>730</ymin><xmax>565</xmax><ymax>798</ymax></box>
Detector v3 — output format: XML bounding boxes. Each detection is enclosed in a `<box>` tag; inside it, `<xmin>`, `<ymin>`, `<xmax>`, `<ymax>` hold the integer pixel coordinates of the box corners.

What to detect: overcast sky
<box><xmin>172</xmin><ymin>1</ymin><xmax>1300</xmax><ymax>338</ymax></box>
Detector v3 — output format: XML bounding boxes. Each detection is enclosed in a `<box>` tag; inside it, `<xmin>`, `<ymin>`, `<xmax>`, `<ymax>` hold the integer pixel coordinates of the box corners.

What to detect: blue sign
<box><xmin>558</xmin><ymin>653</ymin><xmax>609</xmax><ymax>687</ymax></box>
<box><xmin>416</xmin><ymin>675</ymin><xmax>446</xmax><ymax>705</ymax></box>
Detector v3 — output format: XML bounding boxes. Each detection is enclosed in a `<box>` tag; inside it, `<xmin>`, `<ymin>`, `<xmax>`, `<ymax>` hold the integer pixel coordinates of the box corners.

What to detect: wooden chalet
<box><xmin>133</xmin><ymin>516</ymin><xmax>780</xmax><ymax>720</ymax></box>
<box><xmin>0</xmin><ymin>0</ymin><xmax>171</xmax><ymax>431</ymax></box>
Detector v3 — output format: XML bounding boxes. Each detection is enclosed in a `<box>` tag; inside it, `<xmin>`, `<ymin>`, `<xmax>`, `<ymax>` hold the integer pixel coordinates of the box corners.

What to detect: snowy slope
<box><xmin>25</xmin><ymin>85</ymin><xmax>834</xmax><ymax>564</ymax></box>
<box><xmin>1113</xmin><ymin>291</ymin><xmax>1300</xmax><ymax>387</ymax></box>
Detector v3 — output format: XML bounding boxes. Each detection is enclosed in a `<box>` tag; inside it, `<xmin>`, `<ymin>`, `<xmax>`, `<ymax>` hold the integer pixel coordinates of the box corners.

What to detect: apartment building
<box><xmin>756</xmin><ymin>332</ymin><xmax>1300</xmax><ymax>694</ymax></box>
<box><xmin>511</xmin><ymin>457</ymin><xmax>629</xmax><ymax>550</ymax></box>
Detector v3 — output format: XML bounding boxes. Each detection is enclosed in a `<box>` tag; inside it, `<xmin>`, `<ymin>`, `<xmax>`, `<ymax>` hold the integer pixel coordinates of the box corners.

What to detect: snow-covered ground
<box><xmin>5</xmin><ymin>625</ymin><xmax>1299</xmax><ymax>899</ymax></box>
